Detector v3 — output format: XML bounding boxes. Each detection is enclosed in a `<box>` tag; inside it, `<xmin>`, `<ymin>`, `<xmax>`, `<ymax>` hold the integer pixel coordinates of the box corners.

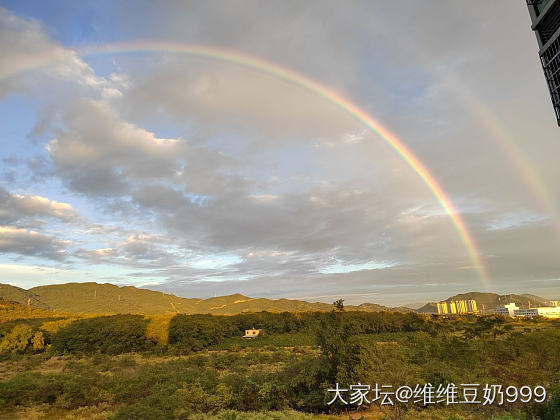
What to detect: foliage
<box><xmin>146</xmin><ymin>314</ymin><xmax>174</xmax><ymax>345</ymax></box>
<box><xmin>538</xmin><ymin>392</ymin><xmax>560</xmax><ymax>419</ymax></box>
<box><xmin>50</xmin><ymin>315</ymin><xmax>152</xmax><ymax>355</ymax></box>
<box><xmin>0</xmin><ymin>309</ymin><xmax>559</xmax><ymax>419</ymax></box>
<box><xmin>0</xmin><ymin>299</ymin><xmax>69</xmax><ymax>322</ymax></box>
<box><xmin>0</xmin><ymin>324</ymin><xmax>33</xmax><ymax>353</ymax></box>
<box><xmin>31</xmin><ymin>330</ymin><xmax>45</xmax><ymax>352</ymax></box>
<box><xmin>40</xmin><ymin>318</ymin><xmax>78</xmax><ymax>335</ymax></box>
<box><xmin>208</xmin><ymin>332</ymin><xmax>314</xmax><ymax>351</ymax></box>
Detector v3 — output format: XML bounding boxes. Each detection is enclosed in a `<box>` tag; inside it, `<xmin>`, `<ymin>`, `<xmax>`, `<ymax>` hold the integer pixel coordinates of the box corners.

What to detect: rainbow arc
<box><xmin>3</xmin><ymin>41</ymin><xmax>490</xmax><ymax>285</ymax></box>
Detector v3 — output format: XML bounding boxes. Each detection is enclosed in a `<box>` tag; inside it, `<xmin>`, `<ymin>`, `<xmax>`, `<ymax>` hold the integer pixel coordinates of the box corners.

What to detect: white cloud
<box><xmin>319</xmin><ymin>259</ymin><xmax>395</xmax><ymax>274</ymax></box>
<box><xmin>0</xmin><ymin>186</ymin><xmax>77</xmax><ymax>223</ymax></box>
<box><xmin>487</xmin><ymin>211</ymin><xmax>549</xmax><ymax>231</ymax></box>
<box><xmin>0</xmin><ymin>8</ymin><xmax>107</xmax><ymax>97</ymax></box>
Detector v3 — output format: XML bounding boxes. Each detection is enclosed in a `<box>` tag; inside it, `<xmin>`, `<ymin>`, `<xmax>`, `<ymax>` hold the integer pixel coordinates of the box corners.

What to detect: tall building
<box><xmin>437</xmin><ymin>299</ymin><xmax>478</xmax><ymax>315</ymax></box>
<box><xmin>526</xmin><ymin>0</ymin><xmax>560</xmax><ymax>125</ymax></box>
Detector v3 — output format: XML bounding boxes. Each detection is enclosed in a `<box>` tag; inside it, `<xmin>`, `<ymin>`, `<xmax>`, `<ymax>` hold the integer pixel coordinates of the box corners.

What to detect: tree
<box><xmin>333</xmin><ymin>299</ymin><xmax>345</xmax><ymax>312</ymax></box>
<box><xmin>31</xmin><ymin>331</ymin><xmax>45</xmax><ymax>352</ymax></box>
<box><xmin>0</xmin><ymin>324</ymin><xmax>33</xmax><ymax>353</ymax></box>
<box><xmin>539</xmin><ymin>392</ymin><xmax>560</xmax><ymax>419</ymax></box>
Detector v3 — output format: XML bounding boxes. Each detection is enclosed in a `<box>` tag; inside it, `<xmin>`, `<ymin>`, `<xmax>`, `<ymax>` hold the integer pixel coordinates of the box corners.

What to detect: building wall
<box><xmin>495</xmin><ymin>307</ymin><xmax>511</xmax><ymax>316</ymax></box>
<box><xmin>514</xmin><ymin>307</ymin><xmax>560</xmax><ymax>318</ymax></box>
<box><xmin>495</xmin><ymin>303</ymin><xmax>519</xmax><ymax>317</ymax></box>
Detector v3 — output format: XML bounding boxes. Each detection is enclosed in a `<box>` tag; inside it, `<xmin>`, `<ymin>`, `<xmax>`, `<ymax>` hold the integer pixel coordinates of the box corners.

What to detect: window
<box><xmin>538</xmin><ymin>0</ymin><xmax>553</xmax><ymax>15</ymax></box>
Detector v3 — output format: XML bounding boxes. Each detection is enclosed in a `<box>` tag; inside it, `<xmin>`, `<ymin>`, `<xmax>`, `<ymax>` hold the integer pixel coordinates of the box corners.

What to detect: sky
<box><xmin>0</xmin><ymin>1</ymin><xmax>559</xmax><ymax>306</ymax></box>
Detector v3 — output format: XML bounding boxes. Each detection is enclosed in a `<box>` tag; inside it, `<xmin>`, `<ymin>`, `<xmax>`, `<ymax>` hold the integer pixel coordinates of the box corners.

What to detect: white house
<box><xmin>243</xmin><ymin>328</ymin><xmax>263</xmax><ymax>338</ymax></box>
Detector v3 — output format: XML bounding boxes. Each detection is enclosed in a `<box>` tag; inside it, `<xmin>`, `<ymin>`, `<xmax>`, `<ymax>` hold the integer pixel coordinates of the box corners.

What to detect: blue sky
<box><xmin>0</xmin><ymin>2</ymin><xmax>559</xmax><ymax>306</ymax></box>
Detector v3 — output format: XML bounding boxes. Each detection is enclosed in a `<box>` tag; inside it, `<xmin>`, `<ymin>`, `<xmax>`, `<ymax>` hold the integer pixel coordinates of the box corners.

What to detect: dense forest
<box><xmin>0</xmin><ymin>299</ymin><xmax>559</xmax><ymax>419</ymax></box>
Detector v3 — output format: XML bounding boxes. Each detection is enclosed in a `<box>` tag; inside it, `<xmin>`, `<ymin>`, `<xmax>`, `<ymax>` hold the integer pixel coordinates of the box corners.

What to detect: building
<box><xmin>550</xmin><ymin>300</ymin><xmax>560</xmax><ymax>306</ymax></box>
<box><xmin>514</xmin><ymin>306</ymin><xmax>560</xmax><ymax>319</ymax></box>
<box><xmin>494</xmin><ymin>301</ymin><xmax>560</xmax><ymax>318</ymax></box>
<box><xmin>495</xmin><ymin>302</ymin><xmax>519</xmax><ymax>317</ymax></box>
<box><xmin>436</xmin><ymin>299</ymin><xmax>478</xmax><ymax>315</ymax></box>
<box><xmin>526</xmin><ymin>0</ymin><xmax>560</xmax><ymax>125</ymax></box>
<box><xmin>242</xmin><ymin>328</ymin><xmax>263</xmax><ymax>338</ymax></box>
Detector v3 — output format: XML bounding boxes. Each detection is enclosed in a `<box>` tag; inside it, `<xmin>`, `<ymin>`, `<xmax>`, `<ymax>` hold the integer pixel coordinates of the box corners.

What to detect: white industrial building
<box><xmin>495</xmin><ymin>302</ymin><xmax>519</xmax><ymax>317</ymax></box>
<box><xmin>514</xmin><ymin>307</ymin><xmax>560</xmax><ymax>319</ymax></box>
<box><xmin>495</xmin><ymin>302</ymin><xmax>560</xmax><ymax>319</ymax></box>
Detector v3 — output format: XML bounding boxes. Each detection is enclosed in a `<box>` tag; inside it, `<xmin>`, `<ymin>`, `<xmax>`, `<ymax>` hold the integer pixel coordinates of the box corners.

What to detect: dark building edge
<box><xmin>527</xmin><ymin>0</ymin><xmax>560</xmax><ymax>126</ymax></box>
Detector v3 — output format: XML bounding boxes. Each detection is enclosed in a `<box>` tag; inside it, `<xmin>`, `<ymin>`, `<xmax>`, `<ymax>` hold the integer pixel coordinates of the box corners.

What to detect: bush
<box><xmin>0</xmin><ymin>324</ymin><xmax>33</xmax><ymax>353</ymax></box>
<box><xmin>51</xmin><ymin>315</ymin><xmax>152</xmax><ymax>355</ymax></box>
<box><xmin>538</xmin><ymin>393</ymin><xmax>560</xmax><ymax>420</ymax></box>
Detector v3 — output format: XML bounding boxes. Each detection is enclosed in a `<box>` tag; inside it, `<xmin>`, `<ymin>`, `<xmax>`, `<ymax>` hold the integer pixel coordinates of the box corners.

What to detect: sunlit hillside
<box><xmin>0</xmin><ymin>282</ymin><xmax>403</xmax><ymax>315</ymax></box>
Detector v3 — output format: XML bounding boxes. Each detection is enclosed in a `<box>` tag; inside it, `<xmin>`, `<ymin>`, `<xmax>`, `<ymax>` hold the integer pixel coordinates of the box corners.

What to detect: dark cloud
<box><xmin>0</xmin><ymin>226</ymin><xmax>68</xmax><ymax>260</ymax></box>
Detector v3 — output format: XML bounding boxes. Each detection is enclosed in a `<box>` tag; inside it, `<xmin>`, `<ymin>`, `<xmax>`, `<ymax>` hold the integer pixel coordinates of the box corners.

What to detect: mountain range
<box><xmin>0</xmin><ymin>282</ymin><xmax>408</xmax><ymax>315</ymax></box>
<box><xmin>0</xmin><ymin>282</ymin><xmax>553</xmax><ymax>316</ymax></box>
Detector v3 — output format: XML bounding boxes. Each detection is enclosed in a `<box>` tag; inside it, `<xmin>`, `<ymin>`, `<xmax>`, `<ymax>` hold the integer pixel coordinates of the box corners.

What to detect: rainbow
<box><xmin>3</xmin><ymin>41</ymin><xmax>490</xmax><ymax>284</ymax></box>
<box><xmin>457</xmin><ymin>88</ymin><xmax>560</xmax><ymax>237</ymax></box>
<box><xmin>368</xmin><ymin>19</ymin><xmax>560</xmax><ymax>238</ymax></box>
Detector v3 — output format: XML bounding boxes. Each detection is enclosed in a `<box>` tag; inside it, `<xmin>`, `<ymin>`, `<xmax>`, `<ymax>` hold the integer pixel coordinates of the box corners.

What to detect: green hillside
<box><xmin>3</xmin><ymin>283</ymin><xmax>551</xmax><ymax>316</ymax></box>
<box><xmin>200</xmin><ymin>296</ymin><xmax>334</xmax><ymax>314</ymax></box>
<box><xmin>0</xmin><ymin>284</ymin><xmax>46</xmax><ymax>308</ymax></box>
<box><xmin>29</xmin><ymin>282</ymin><xmax>201</xmax><ymax>314</ymax></box>
<box><xmin>418</xmin><ymin>291</ymin><xmax>550</xmax><ymax>313</ymax></box>
<box><xmin>0</xmin><ymin>282</ymin><xmax>401</xmax><ymax>315</ymax></box>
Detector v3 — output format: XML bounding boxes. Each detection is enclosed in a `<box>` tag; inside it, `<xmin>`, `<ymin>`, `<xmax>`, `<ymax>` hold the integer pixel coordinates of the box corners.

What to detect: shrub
<box><xmin>51</xmin><ymin>315</ymin><xmax>152</xmax><ymax>355</ymax></box>
<box><xmin>0</xmin><ymin>324</ymin><xmax>33</xmax><ymax>353</ymax></box>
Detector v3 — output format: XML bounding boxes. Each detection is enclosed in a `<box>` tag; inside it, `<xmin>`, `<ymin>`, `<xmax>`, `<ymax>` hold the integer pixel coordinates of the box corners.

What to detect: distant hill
<box><xmin>401</xmin><ymin>301</ymin><xmax>427</xmax><ymax>310</ymax></box>
<box><xmin>0</xmin><ymin>284</ymin><xmax>46</xmax><ymax>308</ymax></box>
<box><xmin>29</xmin><ymin>282</ymin><xmax>201</xmax><ymax>314</ymax></box>
<box><xmin>418</xmin><ymin>291</ymin><xmax>551</xmax><ymax>313</ymax></box>
<box><xmin>0</xmin><ymin>282</ymin><xmax>406</xmax><ymax>315</ymax></box>
<box><xmin>3</xmin><ymin>283</ymin><xmax>552</xmax><ymax>316</ymax></box>
<box><xmin>0</xmin><ymin>298</ymin><xmax>73</xmax><ymax>322</ymax></box>
<box><xmin>353</xmin><ymin>302</ymin><xmax>414</xmax><ymax>313</ymax></box>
